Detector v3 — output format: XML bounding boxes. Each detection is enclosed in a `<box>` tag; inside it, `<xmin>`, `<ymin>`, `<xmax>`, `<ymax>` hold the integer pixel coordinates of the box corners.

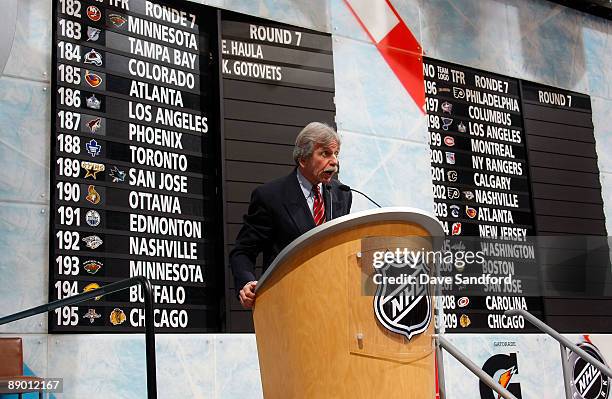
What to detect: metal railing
<box><xmin>435</xmin><ymin>335</ymin><xmax>518</xmax><ymax>399</ymax></box>
<box><xmin>505</xmin><ymin>309</ymin><xmax>612</xmax><ymax>399</ymax></box>
<box><xmin>0</xmin><ymin>276</ymin><xmax>157</xmax><ymax>399</ymax></box>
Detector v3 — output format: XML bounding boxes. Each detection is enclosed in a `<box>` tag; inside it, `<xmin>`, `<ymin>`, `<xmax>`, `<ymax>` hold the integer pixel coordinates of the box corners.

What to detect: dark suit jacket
<box><xmin>229</xmin><ymin>168</ymin><xmax>352</xmax><ymax>291</ymax></box>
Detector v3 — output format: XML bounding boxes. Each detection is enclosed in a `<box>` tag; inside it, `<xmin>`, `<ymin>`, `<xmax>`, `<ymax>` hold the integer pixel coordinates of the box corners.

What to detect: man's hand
<box><xmin>239</xmin><ymin>281</ymin><xmax>257</xmax><ymax>309</ymax></box>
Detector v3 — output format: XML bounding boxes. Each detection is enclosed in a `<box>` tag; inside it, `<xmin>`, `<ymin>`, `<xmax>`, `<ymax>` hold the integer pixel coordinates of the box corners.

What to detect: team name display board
<box><xmin>51</xmin><ymin>0</ymin><xmax>220</xmax><ymax>332</ymax></box>
<box><xmin>424</xmin><ymin>58</ymin><xmax>542</xmax><ymax>333</ymax></box>
<box><xmin>219</xmin><ymin>12</ymin><xmax>336</xmax><ymax>332</ymax></box>
<box><xmin>521</xmin><ymin>81</ymin><xmax>611</xmax><ymax>332</ymax></box>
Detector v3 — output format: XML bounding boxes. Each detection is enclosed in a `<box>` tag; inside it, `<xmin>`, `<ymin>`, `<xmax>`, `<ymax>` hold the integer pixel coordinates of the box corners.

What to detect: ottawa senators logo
<box><xmin>86</xmin><ymin>185</ymin><xmax>101</xmax><ymax>205</ymax></box>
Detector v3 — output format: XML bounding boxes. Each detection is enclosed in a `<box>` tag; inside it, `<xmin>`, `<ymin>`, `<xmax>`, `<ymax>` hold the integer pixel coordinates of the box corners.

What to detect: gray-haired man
<box><xmin>230</xmin><ymin>122</ymin><xmax>352</xmax><ymax>308</ymax></box>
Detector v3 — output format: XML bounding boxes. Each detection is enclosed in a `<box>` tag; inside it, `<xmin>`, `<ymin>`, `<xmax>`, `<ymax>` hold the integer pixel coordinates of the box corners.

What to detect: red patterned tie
<box><xmin>312</xmin><ymin>185</ymin><xmax>325</xmax><ymax>226</ymax></box>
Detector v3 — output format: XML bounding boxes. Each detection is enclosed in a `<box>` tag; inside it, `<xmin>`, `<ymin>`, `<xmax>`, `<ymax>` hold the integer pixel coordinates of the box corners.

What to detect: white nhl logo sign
<box><xmin>372</xmin><ymin>252</ymin><xmax>431</xmax><ymax>340</ymax></box>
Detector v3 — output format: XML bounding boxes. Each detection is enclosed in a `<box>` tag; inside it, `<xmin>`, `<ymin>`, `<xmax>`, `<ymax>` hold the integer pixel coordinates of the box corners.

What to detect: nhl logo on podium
<box><xmin>372</xmin><ymin>252</ymin><xmax>432</xmax><ymax>340</ymax></box>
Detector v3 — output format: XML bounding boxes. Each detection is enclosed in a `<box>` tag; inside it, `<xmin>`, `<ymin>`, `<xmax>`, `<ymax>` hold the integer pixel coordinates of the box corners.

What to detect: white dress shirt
<box><xmin>296</xmin><ymin>169</ymin><xmax>322</xmax><ymax>217</ymax></box>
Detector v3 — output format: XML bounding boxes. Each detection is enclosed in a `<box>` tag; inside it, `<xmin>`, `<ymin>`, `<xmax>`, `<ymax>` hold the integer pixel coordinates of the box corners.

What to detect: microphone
<box><xmin>338</xmin><ymin>184</ymin><xmax>382</xmax><ymax>208</ymax></box>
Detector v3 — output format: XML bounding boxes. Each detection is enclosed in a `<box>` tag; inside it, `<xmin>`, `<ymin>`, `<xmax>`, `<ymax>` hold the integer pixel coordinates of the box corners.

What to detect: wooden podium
<box><xmin>253</xmin><ymin>207</ymin><xmax>445</xmax><ymax>398</ymax></box>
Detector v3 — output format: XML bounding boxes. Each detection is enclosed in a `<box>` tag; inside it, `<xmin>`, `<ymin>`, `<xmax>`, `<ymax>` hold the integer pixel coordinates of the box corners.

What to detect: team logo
<box><xmin>570</xmin><ymin>336</ymin><xmax>610</xmax><ymax>399</ymax></box>
<box><xmin>82</xmin><ymin>235</ymin><xmax>103</xmax><ymax>249</ymax></box>
<box><xmin>86</xmin><ymin>210</ymin><xmax>101</xmax><ymax>227</ymax></box>
<box><xmin>447</xmin><ymin>170</ymin><xmax>458</xmax><ymax>182</ymax></box>
<box><xmin>480</xmin><ymin>353</ymin><xmax>522</xmax><ymax>399</ymax></box>
<box><xmin>83</xmin><ymin>308</ymin><xmax>101</xmax><ymax>324</ymax></box>
<box><xmin>453</xmin><ymin>87</ymin><xmax>465</xmax><ymax>99</ymax></box>
<box><xmin>441</xmin><ymin>101</ymin><xmax>453</xmax><ymax>114</ymax></box>
<box><xmin>86</xmin><ymin>117</ymin><xmax>102</xmax><ymax>133</ymax></box>
<box><xmin>83</xmin><ymin>282</ymin><xmax>102</xmax><ymax>300</ymax></box>
<box><xmin>451</xmin><ymin>222</ymin><xmax>462</xmax><ymax>236</ymax></box>
<box><xmin>83</xmin><ymin>260</ymin><xmax>103</xmax><ymax>274</ymax></box>
<box><xmin>447</xmin><ymin>187</ymin><xmax>460</xmax><ymax>199</ymax></box>
<box><xmin>86</xmin><ymin>185</ymin><xmax>101</xmax><ymax>205</ymax></box>
<box><xmin>463</xmin><ymin>190</ymin><xmax>475</xmax><ymax>200</ymax></box>
<box><xmin>87</xmin><ymin>27</ymin><xmax>101</xmax><ymax>42</ymax></box>
<box><xmin>459</xmin><ymin>314</ymin><xmax>471</xmax><ymax>327</ymax></box>
<box><xmin>450</xmin><ymin>240</ymin><xmax>466</xmax><ymax>251</ymax></box>
<box><xmin>450</xmin><ymin>204</ymin><xmax>460</xmax><ymax>218</ymax></box>
<box><xmin>441</xmin><ymin>117</ymin><xmax>453</xmax><ymax>131</ymax></box>
<box><xmin>444</xmin><ymin>136</ymin><xmax>455</xmax><ymax>146</ymax></box>
<box><xmin>85</xmin><ymin>71</ymin><xmax>102</xmax><ymax>88</ymax></box>
<box><xmin>86</xmin><ymin>139</ymin><xmax>101</xmax><ymax>157</ymax></box>
<box><xmin>466</xmin><ymin>206</ymin><xmax>477</xmax><ymax>219</ymax></box>
<box><xmin>458</xmin><ymin>122</ymin><xmax>467</xmax><ymax>133</ymax></box>
<box><xmin>373</xmin><ymin>251</ymin><xmax>431</xmax><ymax>340</ymax></box>
<box><xmin>445</xmin><ymin>152</ymin><xmax>455</xmax><ymax>165</ymax></box>
<box><xmin>86</xmin><ymin>5</ymin><xmax>102</xmax><ymax>21</ymax></box>
<box><xmin>110</xmin><ymin>308</ymin><xmax>127</xmax><ymax>325</ymax></box>
<box><xmin>86</xmin><ymin>94</ymin><xmax>101</xmax><ymax>110</ymax></box>
<box><xmin>457</xmin><ymin>297</ymin><xmax>469</xmax><ymax>308</ymax></box>
<box><xmin>81</xmin><ymin>161</ymin><xmax>104</xmax><ymax>179</ymax></box>
<box><xmin>109</xmin><ymin>14</ymin><xmax>127</xmax><ymax>27</ymax></box>
<box><xmin>84</xmin><ymin>49</ymin><xmax>103</xmax><ymax>66</ymax></box>
<box><xmin>109</xmin><ymin>166</ymin><xmax>126</xmax><ymax>183</ymax></box>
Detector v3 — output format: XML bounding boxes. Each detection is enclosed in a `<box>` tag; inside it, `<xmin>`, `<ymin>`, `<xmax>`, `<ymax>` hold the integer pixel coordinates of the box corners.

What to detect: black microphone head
<box><xmin>338</xmin><ymin>184</ymin><xmax>351</xmax><ymax>192</ymax></box>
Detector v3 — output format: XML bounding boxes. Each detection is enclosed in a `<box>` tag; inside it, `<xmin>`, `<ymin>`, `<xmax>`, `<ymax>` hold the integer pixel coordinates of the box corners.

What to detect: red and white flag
<box><xmin>343</xmin><ymin>0</ymin><xmax>426</xmax><ymax>113</ymax></box>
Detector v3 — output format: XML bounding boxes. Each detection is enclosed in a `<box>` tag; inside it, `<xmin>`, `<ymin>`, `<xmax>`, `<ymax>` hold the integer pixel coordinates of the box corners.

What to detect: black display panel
<box><xmin>424</xmin><ymin>58</ymin><xmax>541</xmax><ymax>333</ymax></box>
<box><xmin>219</xmin><ymin>11</ymin><xmax>336</xmax><ymax>332</ymax></box>
<box><xmin>425</xmin><ymin>57</ymin><xmax>610</xmax><ymax>333</ymax></box>
<box><xmin>520</xmin><ymin>81</ymin><xmax>611</xmax><ymax>332</ymax></box>
<box><xmin>50</xmin><ymin>0</ymin><xmax>221</xmax><ymax>333</ymax></box>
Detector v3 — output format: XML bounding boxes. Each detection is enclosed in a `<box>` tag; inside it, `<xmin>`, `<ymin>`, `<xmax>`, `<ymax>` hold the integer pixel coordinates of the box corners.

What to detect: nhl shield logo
<box><xmin>570</xmin><ymin>336</ymin><xmax>610</xmax><ymax>399</ymax></box>
<box><xmin>373</xmin><ymin>252</ymin><xmax>432</xmax><ymax>340</ymax></box>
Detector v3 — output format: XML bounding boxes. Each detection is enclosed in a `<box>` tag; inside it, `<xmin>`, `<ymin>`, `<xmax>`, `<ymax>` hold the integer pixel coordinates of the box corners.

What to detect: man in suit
<box><xmin>230</xmin><ymin>122</ymin><xmax>352</xmax><ymax>309</ymax></box>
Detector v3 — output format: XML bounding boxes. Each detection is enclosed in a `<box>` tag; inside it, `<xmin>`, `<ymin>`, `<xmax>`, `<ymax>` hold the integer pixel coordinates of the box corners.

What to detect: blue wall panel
<box><xmin>0</xmin><ymin>0</ymin><xmax>610</xmax><ymax>397</ymax></box>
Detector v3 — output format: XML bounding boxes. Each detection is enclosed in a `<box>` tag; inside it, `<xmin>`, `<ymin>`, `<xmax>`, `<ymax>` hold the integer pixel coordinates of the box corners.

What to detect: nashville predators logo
<box><xmin>110</xmin><ymin>308</ymin><xmax>126</xmax><ymax>326</ymax></box>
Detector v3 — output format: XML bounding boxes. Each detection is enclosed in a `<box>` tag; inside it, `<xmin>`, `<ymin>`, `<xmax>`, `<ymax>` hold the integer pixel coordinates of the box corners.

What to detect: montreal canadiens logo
<box><xmin>570</xmin><ymin>337</ymin><xmax>610</xmax><ymax>399</ymax></box>
<box><xmin>372</xmin><ymin>251</ymin><xmax>431</xmax><ymax>340</ymax></box>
